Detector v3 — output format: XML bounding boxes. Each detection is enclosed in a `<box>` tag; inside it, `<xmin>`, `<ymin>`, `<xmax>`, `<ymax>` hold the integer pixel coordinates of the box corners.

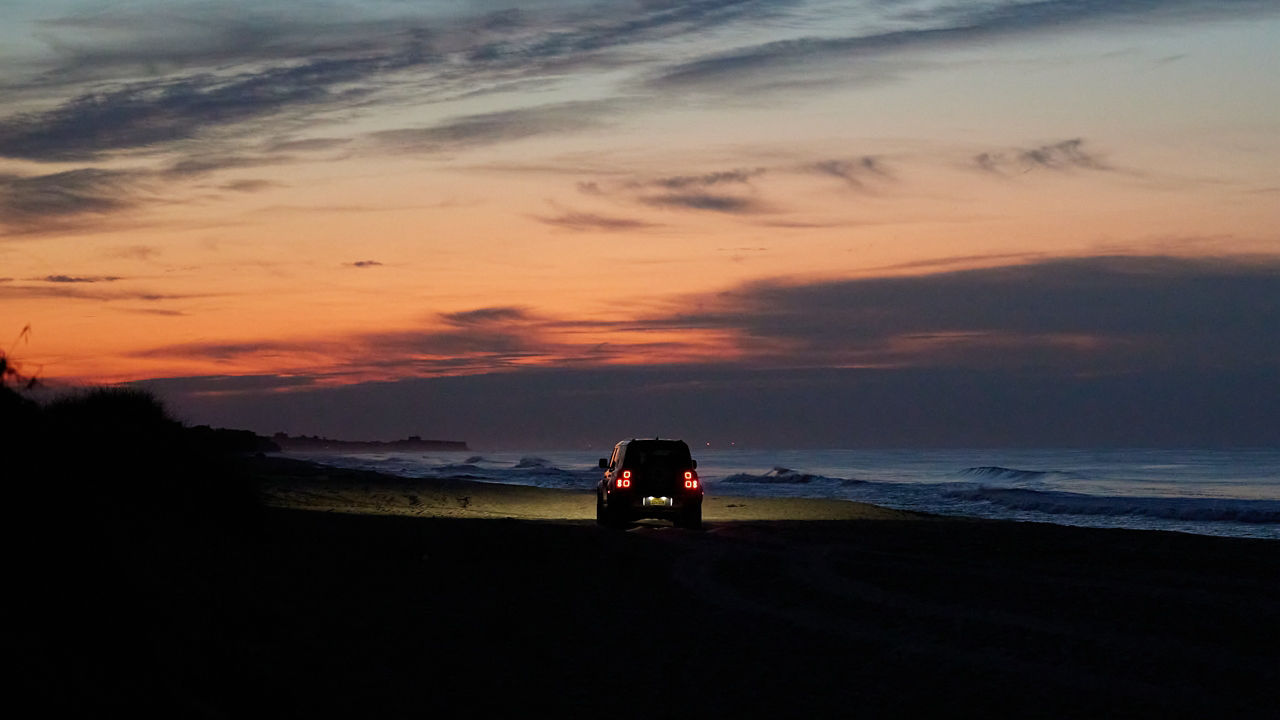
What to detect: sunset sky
<box><xmin>2</xmin><ymin>1</ymin><xmax>1277</xmax><ymax>447</ymax></box>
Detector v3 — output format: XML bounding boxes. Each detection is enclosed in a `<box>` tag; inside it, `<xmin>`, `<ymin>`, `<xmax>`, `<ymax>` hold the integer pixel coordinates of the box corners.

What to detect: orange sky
<box><xmin>2</xmin><ymin>1</ymin><xmax>1278</xmax><ymax>404</ymax></box>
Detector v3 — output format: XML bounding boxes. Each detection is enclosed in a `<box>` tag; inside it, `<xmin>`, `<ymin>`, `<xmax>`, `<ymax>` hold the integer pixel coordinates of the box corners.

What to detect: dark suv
<box><xmin>596</xmin><ymin>438</ymin><xmax>703</xmax><ymax>529</ymax></box>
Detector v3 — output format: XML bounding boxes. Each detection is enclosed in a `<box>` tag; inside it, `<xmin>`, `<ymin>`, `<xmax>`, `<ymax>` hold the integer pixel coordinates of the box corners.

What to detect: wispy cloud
<box><xmin>649</xmin><ymin>168</ymin><xmax>764</xmax><ymax>189</ymax></box>
<box><xmin>0</xmin><ymin>150</ymin><xmax>303</xmax><ymax>229</ymax></box>
<box><xmin>137</xmin><ymin>310</ymin><xmax>552</xmax><ymax>377</ymax></box>
<box><xmin>36</xmin><ymin>275</ymin><xmax>122</xmax><ymax>283</ymax></box>
<box><xmin>123</xmin><ymin>307</ymin><xmax>188</xmax><ymax>317</ymax></box>
<box><xmin>18</xmin><ymin>0</ymin><xmax>787</xmax><ymax>90</ymax></box>
<box><xmin>452</xmin><ymin>0</ymin><xmax>795</xmax><ymax>68</ymax></box>
<box><xmin>0</xmin><ymin>59</ymin><xmax>397</xmax><ymax>162</ymax></box>
<box><xmin>440</xmin><ymin>307</ymin><xmax>531</xmax><ymax>326</ymax></box>
<box><xmin>810</xmin><ymin>157</ymin><xmax>892</xmax><ymax>188</ymax></box>
<box><xmin>975</xmin><ymin>139</ymin><xmax>1110</xmax><ymax>175</ymax></box>
<box><xmin>0</xmin><ymin>282</ymin><xmax>193</xmax><ymax>302</ymax></box>
<box><xmin>138</xmin><ymin>374</ymin><xmax>319</xmax><ymax>397</ymax></box>
<box><xmin>643</xmin><ymin>192</ymin><xmax>763</xmax><ymax>213</ymax></box>
<box><xmin>534</xmin><ymin>211</ymin><xmax>659</xmax><ymax>232</ymax></box>
<box><xmin>0</xmin><ymin>150</ymin><xmax>297</xmax><ymax>231</ymax></box>
<box><xmin>370</xmin><ymin>100</ymin><xmax>621</xmax><ymax>153</ymax></box>
<box><xmin>347</xmin><ymin>260</ymin><xmax>383</xmax><ymax>268</ymax></box>
<box><xmin>219</xmin><ymin>179</ymin><xmax>278</xmax><ymax>193</ymax></box>
<box><xmin>135</xmin><ymin>300</ymin><xmax>722</xmax><ymax>380</ymax></box>
<box><xmin>5</xmin><ymin>0</ymin><xmax>1271</xmax><ymax>170</ymax></box>
<box><xmin>572</xmin><ymin>165</ymin><xmax>772</xmax><ymax>215</ymax></box>
<box><xmin>105</xmin><ymin>245</ymin><xmax>160</xmax><ymax>260</ymax></box>
<box><xmin>163</xmin><ymin>155</ymin><xmax>275</xmax><ymax>177</ymax></box>
<box><xmin>648</xmin><ymin>0</ymin><xmax>1279</xmax><ymax>91</ymax></box>
<box><xmin>0</xmin><ymin>0</ymin><xmax>814</xmax><ymax>171</ymax></box>
<box><xmin>261</xmin><ymin>137</ymin><xmax>353</xmax><ymax>154</ymax></box>
<box><xmin>864</xmin><ymin>252</ymin><xmax>1047</xmax><ymax>274</ymax></box>
<box><xmin>2</xmin><ymin>0</ymin><xmax>1254</xmax><ymax>238</ymax></box>
<box><xmin>20</xmin><ymin>8</ymin><xmax>425</xmax><ymax>87</ymax></box>
<box><xmin>0</xmin><ymin>168</ymin><xmax>139</xmax><ymax>226</ymax></box>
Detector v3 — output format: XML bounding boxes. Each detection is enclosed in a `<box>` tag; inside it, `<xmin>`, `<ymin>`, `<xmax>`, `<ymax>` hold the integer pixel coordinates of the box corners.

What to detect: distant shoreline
<box><xmin>271</xmin><ymin>434</ymin><xmax>468</xmax><ymax>452</ymax></box>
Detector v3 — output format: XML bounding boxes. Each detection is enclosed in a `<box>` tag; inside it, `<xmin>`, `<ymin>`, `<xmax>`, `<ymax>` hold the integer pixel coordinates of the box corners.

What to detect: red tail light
<box><xmin>683</xmin><ymin>470</ymin><xmax>700</xmax><ymax>490</ymax></box>
<box><xmin>617</xmin><ymin>470</ymin><xmax>632</xmax><ymax>489</ymax></box>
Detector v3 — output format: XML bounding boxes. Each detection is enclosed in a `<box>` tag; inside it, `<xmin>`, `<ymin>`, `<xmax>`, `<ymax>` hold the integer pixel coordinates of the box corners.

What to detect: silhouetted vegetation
<box><xmin>10</xmin><ymin>385</ymin><xmax>267</xmax><ymax>522</ymax></box>
<box><xmin>1</xmin><ymin>339</ymin><xmax>42</xmax><ymax>443</ymax></box>
<box><xmin>7</xmin><ymin>380</ymin><xmax>274</xmax><ymax>713</ymax></box>
<box><xmin>0</xmin><ymin>366</ymin><xmax>40</xmax><ymax>441</ymax></box>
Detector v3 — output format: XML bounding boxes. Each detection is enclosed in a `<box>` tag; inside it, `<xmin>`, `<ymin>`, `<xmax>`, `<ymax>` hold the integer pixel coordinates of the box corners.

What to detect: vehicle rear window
<box><xmin>622</xmin><ymin>442</ymin><xmax>692</xmax><ymax>469</ymax></box>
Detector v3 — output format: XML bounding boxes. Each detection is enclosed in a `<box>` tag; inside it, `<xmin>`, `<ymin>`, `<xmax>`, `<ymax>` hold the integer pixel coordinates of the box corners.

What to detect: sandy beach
<box><xmin>228</xmin><ymin>457</ymin><xmax>1279</xmax><ymax>717</ymax></box>
<box><xmin>257</xmin><ymin>455</ymin><xmax>916</xmax><ymax>522</ymax></box>
<box><xmin>28</xmin><ymin>455</ymin><xmax>1278</xmax><ymax>717</ymax></box>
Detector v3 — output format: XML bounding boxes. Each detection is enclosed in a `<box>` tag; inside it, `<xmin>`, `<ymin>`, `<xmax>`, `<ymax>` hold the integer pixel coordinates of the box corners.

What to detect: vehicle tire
<box><xmin>676</xmin><ymin>504</ymin><xmax>702</xmax><ymax>530</ymax></box>
<box><xmin>598</xmin><ymin>496</ymin><xmax>626</xmax><ymax>528</ymax></box>
<box><xmin>606</xmin><ymin>503</ymin><xmax>629</xmax><ymax>528</ymax></box>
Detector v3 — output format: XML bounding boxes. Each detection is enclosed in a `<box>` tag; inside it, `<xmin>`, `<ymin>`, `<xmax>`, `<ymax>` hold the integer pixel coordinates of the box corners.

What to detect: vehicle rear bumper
<box><xmin>607</xmin><ymin>491</ymin><xmax>701</xmax><ymax>518</ymax></box>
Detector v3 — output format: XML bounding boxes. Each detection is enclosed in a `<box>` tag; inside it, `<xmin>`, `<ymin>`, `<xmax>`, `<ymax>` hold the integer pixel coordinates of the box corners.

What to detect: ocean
<box><xmin>281</xmin><ymin>447</ymin><xmax>1280</xmax><ymax>540</ymax></box>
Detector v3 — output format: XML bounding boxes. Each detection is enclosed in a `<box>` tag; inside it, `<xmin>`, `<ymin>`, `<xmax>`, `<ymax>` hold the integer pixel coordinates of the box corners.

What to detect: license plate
<box><xmin>645</xmin><ymin>496</ymin><xmax>669</xmax><ymax>507</ymax></box>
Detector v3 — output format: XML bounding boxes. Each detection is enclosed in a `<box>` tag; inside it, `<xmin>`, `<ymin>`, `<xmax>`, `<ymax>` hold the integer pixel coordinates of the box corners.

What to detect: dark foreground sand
<box><xmin>33</xmin><ymin>456</ymin><xmax>1279</xmax><ymax>717</ymax></box>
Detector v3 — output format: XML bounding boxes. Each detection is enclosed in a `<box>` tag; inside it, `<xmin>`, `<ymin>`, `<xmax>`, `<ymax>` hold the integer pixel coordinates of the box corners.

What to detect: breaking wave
<box><xmin>436</xmin><ymin>463</ymin><xmax>482</xmax><ymax>473</ymax></box>
<box><xmin>959</xmin><ymin>466</ymin><xmax>1068</xmax><ymax>482</ymax></box>
<box><xmin>945</xmin><ymin>487</ymin><xmax>1280</xmax><ymax>524</ymax></box>
<box><xmin>721</xmin><ymin>467</ymin><xmax>841</xmax><ymax>484</ymax></box>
